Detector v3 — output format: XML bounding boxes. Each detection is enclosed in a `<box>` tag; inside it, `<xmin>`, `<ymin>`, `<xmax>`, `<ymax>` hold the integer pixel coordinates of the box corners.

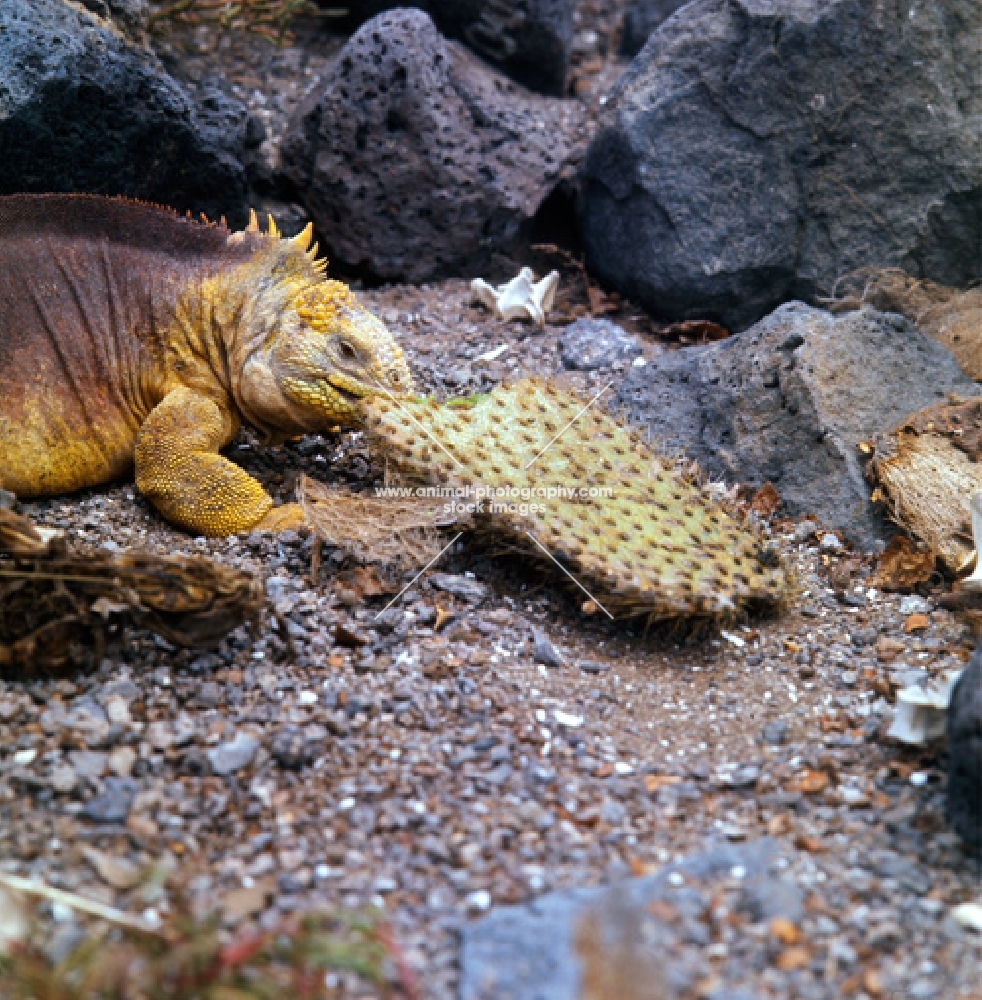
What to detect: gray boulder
<box><xmin>0</xmin><ymin>0</ymin><xmax>248</xmax><ymax>225</ymax></box>
<box><xmin>428</xmin><ymin>0</ymin><xmax>572</xmax><ymax>97</ymax></box>
<box><xmin>582</xmin><ymin>0</ymin><xmax>981</xmax><ymax>331</ymax></box>
<box><xmin>333</xmin><ymin>0</ymin><xmax>574</xmax><ymax>95</ymax></box>
<box><xmin>461</xmin><ymin>838</ymin><xmax>793</xmax><ymax>1000</ymax></box>
<box><xmin>282</xmin><ymin>9</ymin><xmax>586</xmax><ymax>284</ymax></box>
<box><xmin>614</xmin><ymin>302</ymin><xmax>979</xmax><ymax>547</ymax></box>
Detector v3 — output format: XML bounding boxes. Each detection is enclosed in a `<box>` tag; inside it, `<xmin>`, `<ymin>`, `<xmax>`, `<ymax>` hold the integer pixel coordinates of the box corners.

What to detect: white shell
<box><xmin>471</xmin><ymin>267</ymin><xmax>560</xmax><ymax>327</ymax></box>
<box><xmin>887</xmin><ymin>668</ymin><xmax>963</xmax><ymax>745</ymax></box>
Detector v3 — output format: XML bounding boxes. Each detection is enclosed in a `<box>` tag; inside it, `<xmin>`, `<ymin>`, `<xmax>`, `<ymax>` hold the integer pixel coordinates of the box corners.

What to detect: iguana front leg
<box><xmin>135</xmin><ymin>386</ymin><xmax>303</xmax><ymax>536</ymax></box>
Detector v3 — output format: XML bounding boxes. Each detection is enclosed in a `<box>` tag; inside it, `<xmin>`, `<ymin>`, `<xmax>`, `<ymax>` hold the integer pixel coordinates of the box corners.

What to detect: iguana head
<box><xmin>227</xmin><ymin>216</ymin><xmax>413</xmax><ymax>439</ymax></box>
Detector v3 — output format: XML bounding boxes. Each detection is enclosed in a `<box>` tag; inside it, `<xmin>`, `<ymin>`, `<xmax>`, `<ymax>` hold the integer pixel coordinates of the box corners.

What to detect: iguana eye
<box><xmin>338</xmin><ymin>340</ymin><xmax>357</xmax><ymax>360</ymax></box>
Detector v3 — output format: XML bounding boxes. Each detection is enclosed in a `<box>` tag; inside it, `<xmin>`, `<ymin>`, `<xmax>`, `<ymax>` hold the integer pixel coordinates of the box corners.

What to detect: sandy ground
<box><xmin>2</xmin><ymin>276</ymin><xmax>980</xmax><ymax>998</ymax></box>
<box><xmin>1</xmin><ymin>6</ymin><xmax>980</xmax><ymax>998</ymax></box>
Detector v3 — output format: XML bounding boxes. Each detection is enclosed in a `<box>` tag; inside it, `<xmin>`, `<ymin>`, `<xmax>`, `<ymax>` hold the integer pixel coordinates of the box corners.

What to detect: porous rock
<box><xmin>947</xmin><ymin>646</ymin><xmax>982</xmax><ymax>852</ymax></box>
<box><xmin>282</xmin><ymin>9</ymin><xmax>586</xmax><ymax>283</ymax></box>
<box><xmin>0</xmin><ymin>0</ymin><xmax>248</xmax><ymax>224</ymax></box>
<box><xmin>582</xmin><ymin>0</ymin><xmax>982</xmax><ymax>330</ymax></box>
<box><xmin>427</xmin><ymin>0</ymin><xmax>572</xmax><ymax>96</ymax></box>
<box><xmin>614</xmin><ymin>302</ymin><xmax>979</xmax><ymax>547</ymax></box>
<box><xmin>332</xmin><ymin>0</ymin><xmax>574</xmax><ymax>95</ymax></box>
<box><xmin>559</xmin><ymin>317</ymin><xmax>642</xmax><ymax>371</ymax></box>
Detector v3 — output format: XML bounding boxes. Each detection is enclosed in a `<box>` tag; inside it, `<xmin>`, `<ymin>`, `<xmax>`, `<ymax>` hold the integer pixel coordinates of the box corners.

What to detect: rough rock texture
<box><xmin>614</xmin><ymin>302</ymin><xmax>980</xmax><ymax>547</ymax></box>
<box><xmin>0</xmin><ymin>0</ymin><xmax>248</xmax><ymax>225</ymax></box>
<box><xmin>833</xmin><ymin>270</ymin><xmax>982</xmax><ymax>382</ymax></box>
<box><xmin>559</xmin><ymin>317</ymin><xmax>643</xmax><ymax>370</ymax></box>
<box><xmin>428</xmin><ymin>0</ymin><xmax>573</xmax><ymax>97</ymax></box>
<box><xmin>619</xmin><ymin>0</ymin><xmax>691</xmax><ymax>58</ymax></box>
<box><xmin>582</xmin><ymin>0</ymin><xmax>982</xmax><ymax>330</ymax></box>
<box><xmin>282</xmin><ymin>9</ymin><xmax>586</xmax><ymax>284</ymax></box>
<box><xmin>461</xmin><ymin>838</ymin><xmax>799</xmax><ymax>1000</ymax></box>
<box><xmin>947</xmin><ymin>645</ymin><xmax>982</xmax><ymax>852</ymax></box>
<box><xmin>333</xmin><ymin>0</ymin><xmax>574</xmax><ymax>95</ymax></box>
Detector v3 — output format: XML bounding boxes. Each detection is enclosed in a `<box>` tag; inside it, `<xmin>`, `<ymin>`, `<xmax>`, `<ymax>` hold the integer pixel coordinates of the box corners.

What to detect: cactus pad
<box><xmin>366</xmin><ymin>380</ymin><xmax>787</xmax><ymax>622</ymax></box>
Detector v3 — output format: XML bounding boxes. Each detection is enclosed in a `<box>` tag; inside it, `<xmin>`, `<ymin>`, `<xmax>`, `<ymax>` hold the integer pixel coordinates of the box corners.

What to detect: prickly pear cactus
<box><xmin>366</xmin><ymin>380</ymin><xmax>787</xmax><ymax>622</ymax></box>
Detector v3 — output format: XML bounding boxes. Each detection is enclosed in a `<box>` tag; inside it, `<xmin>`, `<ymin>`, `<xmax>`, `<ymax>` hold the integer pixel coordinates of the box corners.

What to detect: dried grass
<box><xmin>0</xmin><ymin>508</ymin><xmax>263</xmax><ymax>679</ymax></box>
<box><xmin>297</xmin><ymin>475</ymin><xmax>461</xmax><ymax>572</ymax></box>
<box><xmin>147</xmin><ymin>0</ymin><xmax>344</xmax><ymax>43</ymax></box>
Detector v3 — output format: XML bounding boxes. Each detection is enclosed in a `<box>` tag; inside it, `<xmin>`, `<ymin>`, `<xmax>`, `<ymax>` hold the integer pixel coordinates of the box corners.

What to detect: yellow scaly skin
<box><xmin>1</xmin><ymin>206</ymin><xmax>412</xmax><ymax>536</ymax></box>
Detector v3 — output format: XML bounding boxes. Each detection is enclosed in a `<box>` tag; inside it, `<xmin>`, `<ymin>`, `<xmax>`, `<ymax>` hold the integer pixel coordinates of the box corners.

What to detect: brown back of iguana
<box><xmin>0</xmin><ymin>194</ymin><xmax>256</xmax><ymax>497</ymax></box>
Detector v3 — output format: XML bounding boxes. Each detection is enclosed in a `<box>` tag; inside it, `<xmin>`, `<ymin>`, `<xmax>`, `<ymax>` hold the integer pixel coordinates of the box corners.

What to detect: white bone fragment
<box><xmin>471</xmin><ymin>267</ymin><xmax>560</xmax><ymax>327</ymax></box>
<box><xmin>476</xmin><ymin>344</ymin><xmax>509</xmax><ymax>362</ymax></box>
<box><xmin>553</xmin><ymin>709</ymin><xmax>583</xmax><ymax>728</ymax></box>
<box><xmin>887</xmin><ymin>668</ymin><xmax>963</xmax><ymax>745</ymax></box>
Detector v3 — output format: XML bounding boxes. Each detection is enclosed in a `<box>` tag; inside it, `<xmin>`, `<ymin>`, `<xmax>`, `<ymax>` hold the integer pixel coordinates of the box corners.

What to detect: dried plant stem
<box><xmin>0</xmin><ymin>873</ymin><xmax>169</xmax><ymax>939</ymax></box>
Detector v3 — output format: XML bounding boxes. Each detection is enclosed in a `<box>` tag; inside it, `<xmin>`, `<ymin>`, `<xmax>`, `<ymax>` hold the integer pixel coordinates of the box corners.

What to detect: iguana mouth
<box><xmin>325</xmin><ymin>374</ymin><xmax>372</xmax><ymax>401</ymax></box>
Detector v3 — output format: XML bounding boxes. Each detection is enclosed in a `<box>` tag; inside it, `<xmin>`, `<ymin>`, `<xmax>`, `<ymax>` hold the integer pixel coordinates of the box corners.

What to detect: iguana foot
<box><xmin>252</xmin><ymin>502</ymin><xmax>307</xmax><ymax>533</ymax></box>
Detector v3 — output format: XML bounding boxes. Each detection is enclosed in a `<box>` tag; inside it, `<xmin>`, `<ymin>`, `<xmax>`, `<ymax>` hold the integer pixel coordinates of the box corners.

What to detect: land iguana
<box><xmin>0</xmin><ymin>193</ymin><xmax>412</xmax><ymax>536</ymax></box>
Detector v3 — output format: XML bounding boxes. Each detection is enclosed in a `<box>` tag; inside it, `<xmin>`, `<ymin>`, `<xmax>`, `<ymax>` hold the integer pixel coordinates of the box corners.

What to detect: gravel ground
<box><xmin>2</xmin><ymin>8</ymin><xmax>980</xmax><ymax>999</ymax></box>
<box><xmin>2</xmin><ymin>277</ymin><xmax>981</xmax><ymax>998</ymax></box>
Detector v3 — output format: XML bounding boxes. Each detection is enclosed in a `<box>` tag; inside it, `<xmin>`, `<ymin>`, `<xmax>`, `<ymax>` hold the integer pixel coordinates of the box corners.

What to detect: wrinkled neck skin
<box><xmin>165</xmin><ymin>245</ymin><xmax>328</xmax><ymax>445</ymax></box>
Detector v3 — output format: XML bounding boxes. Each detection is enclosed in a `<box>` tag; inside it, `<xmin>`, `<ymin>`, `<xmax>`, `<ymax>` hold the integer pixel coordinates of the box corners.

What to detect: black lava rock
<box><xmin>582</xmin><ymin>0</ymin><xmax>981</xmax><ymax>330</ymax></box>
<box><xmin>614</xmin><ymin>302</ymin><xmax>979</xmax><ymax>547</ymax></box>
<box><xmin>0</xmin><ymin>0</ymin><xmax>248</xmax><ymax>225</ymax></box>
<box><xmin>331</xmin><ymin>0</ymin><xmax>574</xmax><ymax>95</ymax></box>
<box><xmin>282</xmin><ymin>9</ymin><xmax>585</xmax><ymax>284</ymax></box>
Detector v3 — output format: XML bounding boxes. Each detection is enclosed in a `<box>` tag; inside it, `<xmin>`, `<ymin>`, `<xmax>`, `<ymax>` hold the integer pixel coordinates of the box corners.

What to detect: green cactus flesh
<box><xmin>366</xmin><ymin>379</ymin><xmax>787</xmax><ymax>621</ymax></box>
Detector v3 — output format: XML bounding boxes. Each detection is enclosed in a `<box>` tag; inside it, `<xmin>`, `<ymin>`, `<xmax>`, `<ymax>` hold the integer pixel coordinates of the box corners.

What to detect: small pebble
<box><xmin>465</xmin><ymin>890</ymin><xmax>492</xmax><ymax>913</ymax></box>
<box><xmin>49</xmin><ymin>765</ymin><xmax>77</xmax><ymax>794</ymax></box>
<box><xmin>579</xmin><ymin>660</ymin><xmax>610</xmax><ymax>674</ymax></box>
<box><xmin>761</xmin><ymin>720</ymin><xmax>789</xmax><ymax>745</ymax></box>
<box><xmin>553</xmin><ymin>710</ymin><xmax>583</xmax><ymax>728</ymax></box>
<box><xmin>899</xmin><ymin>595</ymin><xmax>932</xmax><ymax>615</ymax></box>
<box><xmin>429</xmin><ymin>573</ymin><xmax>487</xmax><ymax>603</ymax></box>
<box><xmin>952</xmin><ymin>902</ymin><xmax>982</xmax><ymax>932</ymax></box>
<box><xmin>207</xmin><ymin>733</ymin><xmax>260</xmax><ymax>776</ymax></box>
<box><xmin>531</xmin><ymin>628</ymin><xmax>565</xmax><ymax>668</ymax></box>
<box><xmin>81</xmin><ymin>777</ymin><xmax>137</xmax><ymax>824</ymax></box>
